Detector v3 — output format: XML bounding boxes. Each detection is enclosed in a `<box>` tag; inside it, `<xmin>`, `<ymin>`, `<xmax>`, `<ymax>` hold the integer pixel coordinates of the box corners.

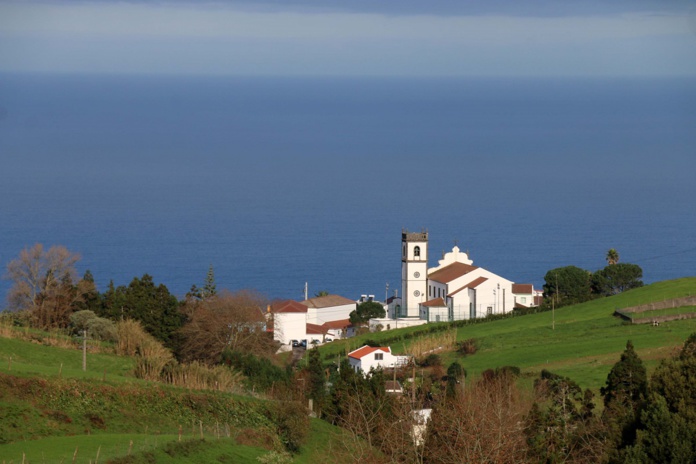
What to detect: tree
<box><xmin>592</xmin><ymin>263</ymin><xmax>643</xmax><ymax>296</ymax></box>
<box><xmin>601</xmin><ymin>340</ymin><xmax>648</xmax><ymax>457</ymax></box>
<box><xmin>314</xmin><ymin>290</ymin><xmax>329</xmax><ymax>297</ymax></box>
<box><xmin>425</xmin><ymin>371</ymin><xmax>528</xmax><ymax>463</ymax></box>
<box><xmin>606</xmin><ymin>248</ymin><xmax>620</xmax><ymax>265</ymax></box>
<box><xmin>543</xmin><ymin>266</ymin><xmax>592</xmax><ymax>308</ymax></box>
<box><xmin>202</xmin><ymin>264</ymin><xmax>217</xmax><ymax>298</ymax></box>
<box><xmin>306</xmin><ymin>347</ymin><xmax>327</xmax><ymax>415</ymax></box>
<box><xmin>625</xmin><ymin>333</ymin><xmax>696</xmax><ymax>463</ymax></box>
<box><xmin>178</xmin><ymin>289</ymin><xmax>273</xmax><ymax>364</ymax></box>
<box><xmin>4</xmin><ymin>244</ymin><xmax>86</xmax><ymax>328</ymax></box>
<box><xmin>349</xmin><ymin>301</ymin><xmax>386</xmax><ymax>325</ymax></box>
<box><xmin>98</xmin><ymin>274</ymin><xmax>182</xmax><ymax>348</ymax></box>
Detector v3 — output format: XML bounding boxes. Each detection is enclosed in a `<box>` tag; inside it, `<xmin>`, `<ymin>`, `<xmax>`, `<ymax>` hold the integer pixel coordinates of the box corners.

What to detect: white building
<box><xmin>302</xmin><ymin>294</ymin><xmax>356</xmax><ymax>325</ymax></box>
<box><xmin>401</xmin><ymin>229</ymin><xmax>535</xmax><ymax>322</ymax></box>
<box><xmin>271</xmin><ymin>300</ymin><xmax>309</xmax><ymax>345</ymax></box>
<box><xmin>271</xmin><ymin>294</ymin><xmax>357</xmax><ymax>345</ymax></box>
<box><xmin>347</xmin><ymin>345</ymin><xmax>411</xmax><ymax>374</ymax></box>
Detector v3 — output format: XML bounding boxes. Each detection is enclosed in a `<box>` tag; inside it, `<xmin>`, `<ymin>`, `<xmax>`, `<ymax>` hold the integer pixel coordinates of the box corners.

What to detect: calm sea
<box><xmin>0</xmin><ymin>74</ymin><xmax>694</xmax><ymax>303</ymax></box>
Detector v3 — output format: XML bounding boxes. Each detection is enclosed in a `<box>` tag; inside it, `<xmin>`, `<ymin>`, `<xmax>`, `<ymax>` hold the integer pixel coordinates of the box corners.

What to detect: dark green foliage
<box><xmin>601</xmin><ymin>340</ymin><xmax>648</xmax><ymax>458</ymax></box>
<box><xmin>98</xmin><ymin>274</ymin><xmax>183</xmax><ymax>348</ymax></box>
<box><xmin>601</xmin><ymin>341</ymin><xmax>648</xmax><ymax>409</ymax></box>
<box><xmin>526</xmin><ymin>370</ymin><xmax>602</xmax><ymax>463</ymax></box>
<box><xmin>349</xmin><ymin>301</ymin><xmax>386</xmax><ymax>325</ymax></box>
<box><xmin>592</xmin><ymin>263</ymin><xmax>644</xmax><ymax>296</ymax></box>
<box><xmin>306</xmin><ymin>347</ymin><xmax>326</xmax><ymax>414</ymax></box>
<box><xmin>421</xmin><ymin>353</ymin><xmax>441</xmax><ymax>367</ymax></box>
<box><xmin>202</xmin><ymin>264</ymin><xmax>217</xmax><ymax>298</ymax></box>
<box><xmin>543</xmin><ymin>266</ymin><xmax>593</xmax><ymax>308</ymax></box>
<box><xmin>266</xmin><ymin>400</ymin><xmax>309</xmax><ymax>453</ymax></box>
<box><xmin>623</xmin><ymin>334</ymin><xmax>696</xmax><ymax>463</ymax></box>
<box><xmin>222</xmin><ymin>349</ymin><xmax>290</xmax><ymax>392</ymax></box>
<box><xmin>445</xmin><ymin>362</ymin><xmax>465</xmax><ymax>398</ymax></box>
<box><xmin>72</xmin><ymin>270</ymin><xmax>102</xmax><ymax>313</ymax></box>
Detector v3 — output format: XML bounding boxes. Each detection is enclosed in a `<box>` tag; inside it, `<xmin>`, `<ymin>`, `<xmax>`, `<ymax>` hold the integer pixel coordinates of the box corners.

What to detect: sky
<box><xmin>1</xmin><ymin>0</ymin><xmax>695</xmax><ymax>76</ymax></box>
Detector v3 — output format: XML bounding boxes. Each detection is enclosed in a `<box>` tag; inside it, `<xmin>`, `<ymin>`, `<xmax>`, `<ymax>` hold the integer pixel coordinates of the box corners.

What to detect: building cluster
<box><xmin>270</xmin><ymin>229</ymin><xmax>540</xmax><ymax>348</ymax></box>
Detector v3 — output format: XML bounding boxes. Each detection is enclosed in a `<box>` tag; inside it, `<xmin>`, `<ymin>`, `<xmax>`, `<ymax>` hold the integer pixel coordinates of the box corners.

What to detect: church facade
<box><xmin>401</xmin><ymin>229</ymin><xmax>534</xmax><ymax>322</ymax></box>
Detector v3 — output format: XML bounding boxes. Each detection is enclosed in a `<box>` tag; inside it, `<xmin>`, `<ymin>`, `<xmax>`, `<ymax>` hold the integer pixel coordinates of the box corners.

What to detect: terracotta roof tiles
<box><xmin>428</xmin><ymin>262</ymin><xmax>478</xmax><ymax>284</ymax></box>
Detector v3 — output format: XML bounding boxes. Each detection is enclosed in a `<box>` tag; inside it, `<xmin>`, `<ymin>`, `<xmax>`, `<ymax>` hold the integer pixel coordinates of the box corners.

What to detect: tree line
<box><xmin>541</xmin><ymin>249</ymin><xmax>644</xmax><ymax>309</ymax></box>
<box><xmin>1</xmin><ymin>243</ymin><xmax>277</xmax><ymax>363</ymax></box>
<box><xmin>301</xmin><ymin>334</ymin><xmax>696</xmax><ymax>463</ymax></box>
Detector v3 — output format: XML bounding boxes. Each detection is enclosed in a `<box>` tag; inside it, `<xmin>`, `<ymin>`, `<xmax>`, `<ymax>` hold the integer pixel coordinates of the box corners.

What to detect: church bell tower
<box><xmin>401</xmin><ymin>229</ymin><xmax>428</xmax><ymax>318</ymax></box>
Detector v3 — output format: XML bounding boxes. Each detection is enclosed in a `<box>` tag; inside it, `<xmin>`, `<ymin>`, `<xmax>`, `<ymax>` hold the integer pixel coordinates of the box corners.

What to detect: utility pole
<box><xmin>553</xmin><ymin>273</ymin><xmax>558</xmax><ymax>331</ymax></box>
<box><xmin>303</xmin><ymin>282</ymin><xmax>308</xmax><ymax>301</ymax></box>
<box><xmin>82</xmin><ymin>330</ymin><xmax>87</xmax><ymax>371</ymax></box>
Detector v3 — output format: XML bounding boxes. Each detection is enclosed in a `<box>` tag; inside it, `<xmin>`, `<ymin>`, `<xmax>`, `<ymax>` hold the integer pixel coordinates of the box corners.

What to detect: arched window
<box><xmin>414</xmin><ymin>246</ymin><xmax>421</xmax><ymax>258</ymax></box>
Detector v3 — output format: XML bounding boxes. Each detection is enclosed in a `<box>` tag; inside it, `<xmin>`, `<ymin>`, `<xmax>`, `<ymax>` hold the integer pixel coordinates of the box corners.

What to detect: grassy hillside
<box><xmin>319</xmin><ymin>277</ymin><xmax>696</xmax><ymax>389</ymax></box>
<box><xmin>0</xmin><ymin>329</ymin><xmax>356</xmax><ymax>463</ymax></box>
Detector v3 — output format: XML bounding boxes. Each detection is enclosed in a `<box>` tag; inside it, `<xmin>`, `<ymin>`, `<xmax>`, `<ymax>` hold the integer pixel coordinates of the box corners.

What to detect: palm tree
<box><xmin>606</xmin><ymin>248</ymin><xmax>619</xmax><ymax>265</ymax></box>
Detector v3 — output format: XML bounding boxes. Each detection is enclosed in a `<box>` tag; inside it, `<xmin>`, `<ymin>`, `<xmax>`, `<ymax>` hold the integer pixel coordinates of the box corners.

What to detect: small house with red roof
<box><xmin>347</xmin><ymin>345</ymin><xmax>411</xmax><ymax>374</ymax></box>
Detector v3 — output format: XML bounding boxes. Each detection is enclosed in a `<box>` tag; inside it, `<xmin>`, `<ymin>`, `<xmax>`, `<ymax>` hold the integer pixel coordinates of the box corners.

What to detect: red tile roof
<box><xmin>302</xmin><ymin>294</ymin><xmax>356</xmax><ymax>308</ymax></box>
<box><xmin>271</xmin><ymin>300</ymin><xmax>308</xmax><ymax>313</ymax></box>
<box><xmin>322</xmin><ymin>319</ymin><xmax>350</xmax><ymax>330</ymax></box>
<box><xmin>348</xmin><ymin>345</ymin><xmax>390</xmax><ymax>360</ymax></box>
<box><xmin>449</xmin><ymin>276</ymin><xmax>488</xmax><ymax>296</ymax></box>
<box><xmin>306</xmin><ymin>323</ymin><xmax>328</xmax><ymax>335</ymax></box>
<box><xmin>420</xmin><ymin>297</ymin><xmax>446</xmax><ymax>307</ymax></box>
<box><xmin>512</xmin><ymin>284</ymin><xmax>534</xmax><ymax>294</ymax></box>
<box><xmin>428</xmin><ymin>262</ymin><xmax>478</xmax><ymax>284</ymax></box>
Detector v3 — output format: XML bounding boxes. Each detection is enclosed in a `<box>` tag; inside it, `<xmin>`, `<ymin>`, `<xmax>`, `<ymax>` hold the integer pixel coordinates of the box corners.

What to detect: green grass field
<box><xmin>318</xmin><ymin>277</ymin><xmax>696</xmax><ymax>390</ymax></box>
<box><xmin>1</xmin><ymin>278</ymin><xmax>694</xmax><ymax>462</ymax></box>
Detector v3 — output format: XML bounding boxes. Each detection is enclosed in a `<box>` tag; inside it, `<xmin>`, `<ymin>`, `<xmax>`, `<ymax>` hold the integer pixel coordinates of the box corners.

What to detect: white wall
<box><xmin>307</xmin><ymin>303</ymin><xmax>355</xmax><ymax>325</ymax></box>
<box><xmin>274</xmin><ymin>312</ymin><xmax>307</xmax><ymax>345</ymax></box>
<box><xmin>351</xmin><ymin>350</ymin><xmax>410</xmax><ymax>374</ymax></box>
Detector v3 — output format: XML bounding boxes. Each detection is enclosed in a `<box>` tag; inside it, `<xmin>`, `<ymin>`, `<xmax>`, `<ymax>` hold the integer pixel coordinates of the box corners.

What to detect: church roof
<box><xmin>420</xmin><ymin>297</ymin><xmax>447</xmax><ymax>307</ymax></box>
<box><xmin>302</xmin><ymin>294</ymin><xmax>356</xmax><ymax>308</ymax></box>
<box><xmin>512</xmin><ymin>283</ymin><xmax>534</xmax><ymax>294</ymax></box>
<box><xmin>449</xmin><ymin>276</ymin><xmax>489</xmax><ymax>296</ymax></box>
<box><xmin>428</xmin><ymin>262</ymin><xmax>478</xmax><ymax>284</ymax></box>
<box><xmin>271</xmin><ymin>300</ymin><xmax>308</xmax><ymax>313</ymax></box>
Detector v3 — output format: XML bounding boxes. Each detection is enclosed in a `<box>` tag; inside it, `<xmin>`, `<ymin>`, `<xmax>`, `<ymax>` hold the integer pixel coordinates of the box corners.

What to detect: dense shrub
<box><xmin>456</xmin><ymin>338</ymin><xmax>479</xmax><ymax>356</ymax></box>
<box><xmin>421</xmin><ymin>353</ymin><xmax>442</xmax><ymax>367</ymax></box>
<box><xmin>221</xmin><ymin>349</ymin><xmax>290</xmax><ymax>392</ymax></box>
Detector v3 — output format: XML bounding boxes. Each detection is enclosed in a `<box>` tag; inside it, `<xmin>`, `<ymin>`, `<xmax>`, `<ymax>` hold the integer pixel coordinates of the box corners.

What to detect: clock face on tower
<box><xmin>414</xmin><ymin>290</ymin><xmax>421</xmax><ymax>297</ymax></box>
<box><xmin>414</xmin><ymin>272</ymin><xmax>420</xmax><ymax>278</ymax></box>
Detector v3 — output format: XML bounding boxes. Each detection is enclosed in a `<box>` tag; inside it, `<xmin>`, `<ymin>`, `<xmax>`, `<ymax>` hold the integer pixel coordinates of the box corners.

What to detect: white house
<box><xmin>512</xmin><ymin>283</ymin><xmax>539</xmax><ymax>308</ymax></box>
<box><xmin>271</xmin><ymin>295</ymin><xmax>357</xmax><ymax>345</ymax></box>
<box><xmin>347</xmin><ymin>345</ymin><xmax>411</xmax><ymax>374</ymax></box>
<box><xmin>271</xmin><ymin>300</ymin><xmax>308</xmax><ymax>345</ymax></box>
<box><xmin>401</xmin><ymin>229</ymin><xmax>535</xmax><ymax>322</ymax></box>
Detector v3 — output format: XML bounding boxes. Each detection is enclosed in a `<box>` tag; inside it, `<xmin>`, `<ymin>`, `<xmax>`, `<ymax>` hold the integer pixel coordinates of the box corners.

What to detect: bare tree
<box><xmin>424</xmin><ymin>372</ymin><xmax>531</xmax><ymax>463</ymax></box>
<box><xmin>4</xmin><ymin>244</ymin><xmax>83</xmax><ymax>328</ymax></box>
<box><xmin>178</xmin><ymin>289</ymin><xmax>275</xmax><ymax>364</ymax></box>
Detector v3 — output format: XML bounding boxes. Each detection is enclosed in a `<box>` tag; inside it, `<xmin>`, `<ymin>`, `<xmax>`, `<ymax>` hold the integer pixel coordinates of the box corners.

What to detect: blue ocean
<box><xmin>0</xmin><ymin>74</ymin><xmax>694</xmax><ymax>302</ymax></box>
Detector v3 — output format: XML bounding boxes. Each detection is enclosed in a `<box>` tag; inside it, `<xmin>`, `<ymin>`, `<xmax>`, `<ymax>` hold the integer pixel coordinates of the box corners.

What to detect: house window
<box><xmin>521</xmin><ymin>297</ymin><xmax>527</xmax><ymax>304</ymax></box>
<box><xmin>487</xmin><ymin>306</ymin><xmax>493</xmax><ymax>316</ymax></box>
<box><xmin>375</xmin><ymin>353</ymin><xmax>383</xmax><ymax>361</ymax></box>
<box><xmin>414</xmin><ymin>246</ymin><xmax>420</xmax><ymax>258</ymax></box>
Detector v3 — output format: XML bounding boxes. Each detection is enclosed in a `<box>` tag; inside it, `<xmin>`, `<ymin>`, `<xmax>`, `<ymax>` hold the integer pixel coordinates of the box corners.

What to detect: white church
<box><xmin>394</xmin><ymin>229</ymin><xmax>536</xmax><ymax>323</ymax></box>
